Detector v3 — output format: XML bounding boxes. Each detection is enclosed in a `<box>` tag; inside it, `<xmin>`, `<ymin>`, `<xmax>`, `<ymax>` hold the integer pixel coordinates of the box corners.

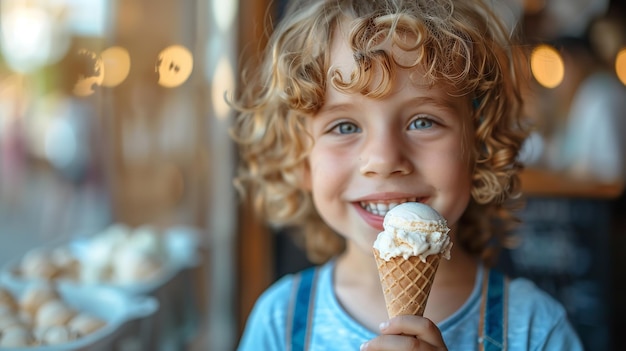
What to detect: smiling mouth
<box><xmin>359</xmin><ymin>198</ymin><xmax>422</xmax><ymax>217</ymax></box>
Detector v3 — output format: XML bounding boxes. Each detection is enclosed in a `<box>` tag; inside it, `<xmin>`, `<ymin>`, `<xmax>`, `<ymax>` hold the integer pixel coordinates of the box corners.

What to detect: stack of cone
<box><xmin>373</xmin><ymin>248</ymin><xmax>441</xmax><ymax>318</ymax></box>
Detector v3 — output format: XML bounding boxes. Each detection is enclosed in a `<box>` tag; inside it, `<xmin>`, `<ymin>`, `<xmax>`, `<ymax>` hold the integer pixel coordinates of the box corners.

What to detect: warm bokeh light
<box><xmin>616</xmin><ymin>48</ymin><xmax>626</xmax><ymax>86</ymax></box>
<box><xmin>523</xmin><ymin>0</ymin><xmax>546</xmax><ymax>15</ymax></box>
<box><xmin>211</xmin><ymin>56</ymin><xmax>235</xmax><ymax>120</ymax></box>
<box><xmin>530</xmin><ymin>44</ymin><xmax>564</xmax><ymax>89</ymax></box>
<box><xmin>72</xmin><ymin>49</ymin><xmax>104</xmax><ymax>97</ymax></box>
<box><xmin>101</xmin><ymin>46</ymin><xmax>131</xmax><ymax>87</ymax></box>
<box><xmin>156</xmin><ymin>45</ymin><xmax>193</xmax><ymax>88</ymax></box>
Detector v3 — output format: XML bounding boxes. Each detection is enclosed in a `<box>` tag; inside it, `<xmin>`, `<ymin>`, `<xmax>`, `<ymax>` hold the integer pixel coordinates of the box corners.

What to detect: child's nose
<box><xmin>359</xmin><ymin>132</ymin><xmax>413</xmax><ymax>177</ymax></box>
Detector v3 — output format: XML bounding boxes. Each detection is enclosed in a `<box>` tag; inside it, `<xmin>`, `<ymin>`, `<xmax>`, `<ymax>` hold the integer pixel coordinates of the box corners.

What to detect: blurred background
<box><xmin>0</xmin><ymin>0</ymin><xmax>624</xmax><ymax>350</ymax></box>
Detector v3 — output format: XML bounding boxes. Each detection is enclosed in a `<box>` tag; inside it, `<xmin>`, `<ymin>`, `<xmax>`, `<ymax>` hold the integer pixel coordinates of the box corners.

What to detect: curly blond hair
<box><xmin>230</xmin><ymin>0</ymin><xmax>529</xmax><ymax>265</ymax></box>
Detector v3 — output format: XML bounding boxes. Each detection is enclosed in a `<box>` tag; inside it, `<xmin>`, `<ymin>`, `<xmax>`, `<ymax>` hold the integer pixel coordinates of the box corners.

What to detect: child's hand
<box><xmin>360</xmin><ymin>316</ymin><xmax>447</xmax><ymax>351</ymax></box>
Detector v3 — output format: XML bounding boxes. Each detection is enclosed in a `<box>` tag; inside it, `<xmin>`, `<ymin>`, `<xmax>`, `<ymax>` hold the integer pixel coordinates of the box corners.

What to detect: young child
<box><xmin>231</xmin><ymin>0</ymin><xmax>584</xmax><ymax>349</ymax></box>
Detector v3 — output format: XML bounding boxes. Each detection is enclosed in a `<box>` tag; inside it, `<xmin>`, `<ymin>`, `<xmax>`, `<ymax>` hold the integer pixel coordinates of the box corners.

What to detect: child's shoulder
<box><xmin>239</xmin><ymin>265</ymin><xmax>327</xmax><ymax>346</ymax></box>
<box><xmin>238</xmin><ymin>269</ymin><xmax>306</xmax><ymax>350</ymax></box>
<box><xmin>508</xmin><ymin>277</ymin><xmax>564</xmax><ymax>309</ymax></box>
<box><xmin>252</xmin><ymin>265</ymin><xmax>322</xmax><ymax>315</ymax></box>
<box><xmin>254</xmin><ymin>271</ymin><xmax>300</xmax><ymax>312</ymax></box>
<box><xmin>505</xmin><ymin>276</ymin><xmax>583</xmax><ymax>349</ymax></box>
<box><xmin>507</xmin><ymin>276</ymin><xmax>569</xmax><ymax>324</ymax></box>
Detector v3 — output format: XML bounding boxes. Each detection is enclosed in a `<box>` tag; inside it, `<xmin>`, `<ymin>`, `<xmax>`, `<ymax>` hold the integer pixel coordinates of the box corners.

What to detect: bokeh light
<box><xmin>616</xmin><ymin>48</ymin><xmax>626</xmax><ymax>86</ymax></box>
<box><xmin>44</xmin><ymin>118</ymin><xmax>77</xmax><ymax>170</ymax></box>
<box><xmin>72</xmin><ymin>49</ymin><xmax>104</xmax><ymax>97</ymax></box>
<box><xmin>0</xmin><ymin>6</ymin><xmax>70</xmax><ymax>73</ymax></box>
<box><xmin>212</xmin><ymin>0</ymin><xmax>238</xmax><ymax>32</ymax></box>
<box><xmin>530</xmin><ymin>44</ymin><xmax>564</xmax><ymax>89</ymax></box>
<box><xmin>156</xmin><ymin>45</ymin><xmax>193</xmax><ymax>88</ymax></box>
<box><xmin>101</xmin><ymin>46</ymin><xmax>131</xmax><ymax>88</ymax></box>
<box><xmin>523</xmin><ymin>0</ymin><xmax>546</xmax><ymax>15</ymax></box>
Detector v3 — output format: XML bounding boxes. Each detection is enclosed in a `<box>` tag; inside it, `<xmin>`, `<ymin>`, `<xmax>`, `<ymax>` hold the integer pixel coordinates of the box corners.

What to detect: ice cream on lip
<box><xmin>373</xmin><ymin>202</ymin><xmax>452</xmax><ymax>262</ymax></box>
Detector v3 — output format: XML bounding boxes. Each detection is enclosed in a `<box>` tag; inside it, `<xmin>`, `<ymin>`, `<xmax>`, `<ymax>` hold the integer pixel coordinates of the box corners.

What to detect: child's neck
<box><xmin>423</xmin><ymin>246</ymin><xmax>478</xmax><ymax>322</ymax></box>
<box><xmin>334</xmin><ymin>245</ymin><xmax>388</xmax><ymax>332</ymax></box>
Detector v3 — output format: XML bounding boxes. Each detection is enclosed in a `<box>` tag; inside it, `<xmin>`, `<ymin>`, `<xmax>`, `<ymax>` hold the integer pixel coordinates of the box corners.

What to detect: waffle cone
<box><xmin>373</xmin><ymin>248</ymin><xmax>441</xmax><ymax>318</ymax></box>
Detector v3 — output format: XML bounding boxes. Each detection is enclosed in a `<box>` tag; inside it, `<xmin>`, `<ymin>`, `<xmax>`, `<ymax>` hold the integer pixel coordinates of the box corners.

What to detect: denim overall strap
<box><xmin>478</xmin><ymin>269</ymin><xmax>508</xmax><ymax>351</ymax></box>
<box><xmin>286</xmin><ymin>266</ymin><xmax>319</xmax><ymax>351</ymax></box>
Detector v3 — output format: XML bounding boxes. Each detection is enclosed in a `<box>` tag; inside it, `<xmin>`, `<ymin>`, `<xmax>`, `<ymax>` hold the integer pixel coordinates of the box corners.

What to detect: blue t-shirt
<box><xmin>238</xmin><ymin>260</ymin><xmax>583</xmax><ymax>350</ymax></box>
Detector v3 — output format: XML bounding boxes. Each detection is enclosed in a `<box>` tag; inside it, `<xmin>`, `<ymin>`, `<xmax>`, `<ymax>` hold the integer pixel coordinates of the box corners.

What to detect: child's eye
<box><xmin>409</xmin><ymin>117</ymin><xmax>434</xmax><ymax>130</ymax></box>
<box><xmin>331</xmin><ymin>122</ymin><xmax>361</xmax><ymax>134</ymax></box>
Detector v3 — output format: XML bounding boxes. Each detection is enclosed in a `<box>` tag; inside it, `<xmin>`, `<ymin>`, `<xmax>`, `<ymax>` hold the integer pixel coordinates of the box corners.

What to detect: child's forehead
<box><xmin>329</xmin><ymin>19</ymin><xmax>423</xmax><ymax>75</ymax></box>
<box><xmin>328</xmin><ymin>23</ymin><xmax>357</xmax><ymax>75</ymax></box>
<box><xmin>327</xmin><ymin>21</ymin><xmax>468</xmax><ymax>105</ymax></box>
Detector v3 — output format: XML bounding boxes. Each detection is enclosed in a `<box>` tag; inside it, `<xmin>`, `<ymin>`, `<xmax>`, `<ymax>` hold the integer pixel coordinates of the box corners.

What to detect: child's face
<box><xmin>303</xmin><ymin>28</ymin><xmax>474</xmax><ymax>255</ymax></box>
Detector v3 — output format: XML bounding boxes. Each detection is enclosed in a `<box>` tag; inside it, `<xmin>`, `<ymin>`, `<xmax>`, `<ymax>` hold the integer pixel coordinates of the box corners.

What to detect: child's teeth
<box><xmin>361</xmin><ymin>199</ymin><xmax>419</xmax><ymax>216</ymax></box>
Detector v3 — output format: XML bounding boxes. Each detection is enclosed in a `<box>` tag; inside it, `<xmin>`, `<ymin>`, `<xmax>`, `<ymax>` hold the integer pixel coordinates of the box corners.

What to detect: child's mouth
<box><xmin>359</xmin><ymin>198</ymin><xmax>422</xmax><ymax>217</ymax></box>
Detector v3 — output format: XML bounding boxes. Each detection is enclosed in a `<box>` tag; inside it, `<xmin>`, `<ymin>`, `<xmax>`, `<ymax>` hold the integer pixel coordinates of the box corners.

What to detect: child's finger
<box><xmin>361</xmin><ymin>334</ymin><xmax>430</xmax><ymax>351</ymax></box>
<box><xmin>378</xmin><ymin>315</ymin><xmax>446</xmax><ymax>347</ymax></box>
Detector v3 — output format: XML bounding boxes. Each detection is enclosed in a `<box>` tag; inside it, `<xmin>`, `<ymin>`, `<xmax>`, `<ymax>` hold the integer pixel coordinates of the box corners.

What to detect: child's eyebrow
<box><xmin>405</xmin><ymin>95</ymin><xmax>466</xmax><ymax>113</ymax></box>
<box><xmin>317</xmin><ymin>102</ymin><xmax>353</xmax><ymax>115</ymax></box>
<box><xmin>317</xmin><ymin>96</ymin><xmax>465</xmax><ymax>116</ymax></box>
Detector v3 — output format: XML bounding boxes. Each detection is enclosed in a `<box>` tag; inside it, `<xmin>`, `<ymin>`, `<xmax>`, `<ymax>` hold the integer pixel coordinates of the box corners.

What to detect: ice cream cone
<box><xmin>373</xmin><ymin>248</ymin><xmax>441</xmax><ymax>318</ymax></box>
